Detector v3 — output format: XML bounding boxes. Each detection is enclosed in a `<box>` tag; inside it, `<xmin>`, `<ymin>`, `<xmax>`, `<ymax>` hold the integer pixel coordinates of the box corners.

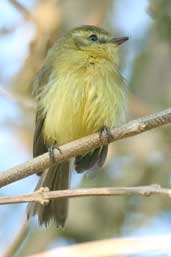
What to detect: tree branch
<box><xmin>0</xmin><ymin>108</ymin><xmax>171</xmax><ymax>188</ymax></box>
<box><xmin>0</xmin><ymin>185</ymin><xmax>171</xmax><ymax>205</ymax></box>
<box><xmin>9</xmin><ymin>0</ymin><xmax>35</xmax><ymax>21</ymax></box>
<box><xmin>9</xmin><ymin>0</ymin><xmax>42</xmax><ymax>32</ymax></box>
<box><xmin>0</xmin><ymin>86</ymin><xmax>35</xmax><ymax>110</ymax></box>
<box><xmin>29</xmin><ymin>235</ymin><xmax>171</xmax><ymax>257</ymax></box>
<box><xmin>2</xmin><ymin>222</ymin><xmax>29</xmax><ymax>257</ymax></box>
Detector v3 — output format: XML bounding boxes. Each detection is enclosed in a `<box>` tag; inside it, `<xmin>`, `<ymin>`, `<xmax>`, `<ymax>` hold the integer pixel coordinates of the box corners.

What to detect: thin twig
<box><xmin>9</xmin><ymin>0</ymin><xmax>42</xmax><ymax>33</ymax></box>
<box><xmin>29</xmin><ymin>235</ymin><xmax>171</xmax><ymax>257</ymax></box>
<box><xmin>0</xmin><ymin>185</ymin><xmax>171</xmax><ymax>205</ymax></box>
<box><xmin>0</xmin><ymin>108</ymin><xmax>171</xmax><ymax>188</ymax></box>
<box><xmin>0</xmin><ymin>86</ymin><xmax>35</xmax><ymax>110</ymax></box>
<box><xmin>0</xmin><ymin>27</ymin><xmax>15</xmax><ymax>35</ymax></box>
<box><xmin>2</xmin><ymin>222</ymin><xmax>29</xmax><ymax>257</ymax></box>
<box><xmin>9</xmin><ymin>0</ymin><xmax>35</xmax><ymax>21</ymax></box>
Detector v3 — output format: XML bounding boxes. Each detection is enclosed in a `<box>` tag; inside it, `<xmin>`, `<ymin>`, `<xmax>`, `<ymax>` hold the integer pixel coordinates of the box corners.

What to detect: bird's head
<box><xmin>63</xmin><ymin>25</ymin><xmax>128</xmax><ymax>62</ymax></box>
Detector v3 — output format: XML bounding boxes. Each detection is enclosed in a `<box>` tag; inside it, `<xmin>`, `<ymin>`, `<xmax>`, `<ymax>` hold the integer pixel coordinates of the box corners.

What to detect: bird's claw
<box><xmin>48</xmin><ymin>145</ymin><xmax>62</xmax><ymax>163</ymax></box>
<box><xmin>99</xmin><ymin>126</ymin><xmax>113</xmax><ymax>144</ymax></box>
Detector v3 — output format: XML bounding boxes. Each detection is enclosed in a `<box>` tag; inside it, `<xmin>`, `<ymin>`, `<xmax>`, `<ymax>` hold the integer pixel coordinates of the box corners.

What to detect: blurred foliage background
<box><xmin>0</xmin><ymin>0</ymin><xmax>171</xmax><ymax>256</ymax></box>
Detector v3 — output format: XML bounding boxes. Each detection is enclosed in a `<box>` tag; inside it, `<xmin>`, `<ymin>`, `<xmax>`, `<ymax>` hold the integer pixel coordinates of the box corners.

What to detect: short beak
<box><xmin>110</xmin><ymin>36</ymin><xmax>129</xmax><ymax>45</ymax></box>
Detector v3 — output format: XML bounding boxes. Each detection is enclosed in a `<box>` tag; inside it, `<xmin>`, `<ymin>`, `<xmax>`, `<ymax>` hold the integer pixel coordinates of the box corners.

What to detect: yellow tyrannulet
<box><xmin>27</xmin><ymin>25</ymin><xmax>128</xmax><ymax>227</ymax></box>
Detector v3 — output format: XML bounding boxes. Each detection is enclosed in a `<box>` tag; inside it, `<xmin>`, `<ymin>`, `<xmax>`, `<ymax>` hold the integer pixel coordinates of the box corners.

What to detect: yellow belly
<box><xmin>41</xmin><ymin>62</ymin><xmax>125</xmax><ymax>146</ymax></box>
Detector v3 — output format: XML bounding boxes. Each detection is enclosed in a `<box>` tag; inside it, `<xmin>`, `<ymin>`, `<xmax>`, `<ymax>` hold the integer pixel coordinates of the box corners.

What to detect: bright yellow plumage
<box><xmin>28</xmin><ymin>25</ymin><xmax>128</xmax><ymax>227</ymax></box>
<box><xmin>39</xmin><ymin>29</ymin><xmax>126</xmax><ymax>146</ymax></box>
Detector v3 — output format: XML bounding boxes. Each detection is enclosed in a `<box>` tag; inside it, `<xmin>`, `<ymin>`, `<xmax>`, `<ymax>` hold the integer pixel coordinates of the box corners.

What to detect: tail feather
<box><xmin>75</xmin><ymin>145</ymin><xmax>108</xmax><ymax>173</ymax></box>
<box><xmin>27</xmin><ymin>161</ymin><xmax>70</xmax><ymax>227</ymax></box>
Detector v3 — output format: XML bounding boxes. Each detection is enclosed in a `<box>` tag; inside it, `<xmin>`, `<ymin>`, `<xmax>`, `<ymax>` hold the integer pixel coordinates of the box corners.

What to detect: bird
<box><xmin>27</xmin><ymin>25</ymin><xmax>128</xmax><ymax>227</ymax></box>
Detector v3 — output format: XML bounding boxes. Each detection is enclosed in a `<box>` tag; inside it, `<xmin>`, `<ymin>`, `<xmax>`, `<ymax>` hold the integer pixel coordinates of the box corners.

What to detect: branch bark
<box><xmin>0</xmin><ymin>108</ymin><xmax>171</xmax><ymax>188</ymax></box>
<box><xmin>0</xmin><ymin>185</ymin><xmax>171</xmax><ymax>205</ymax></box>
<box><xmin>2</xmin><ymin>222</ymin><xmax>29</xmax><ymax>257</ymax></box>
<box><xmin>0</xmin><ymin>86</ymin><xmax>35</xmax><ymax>110</ymax></box>
<box><xmin>9</xmin><ymin>0</ymin><xmax>35</xmax><ymax>21</ymax></box>
<box><xmin>29</xmin><ymin>235</ymin><xmax>171</xmax><ymax>257</ymax></box>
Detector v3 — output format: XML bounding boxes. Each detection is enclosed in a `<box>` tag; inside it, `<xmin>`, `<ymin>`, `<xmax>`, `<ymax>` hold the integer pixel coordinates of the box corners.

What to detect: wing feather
<box><xmin>32</xmin><ymin>54</ymin><xmax>53</xmax><ymax>158</ymax></box>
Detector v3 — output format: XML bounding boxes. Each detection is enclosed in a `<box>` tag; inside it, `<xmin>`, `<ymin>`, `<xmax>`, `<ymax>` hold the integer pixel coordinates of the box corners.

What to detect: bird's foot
<box><xmin>48</xmin><ymin>145</ymin><xmax>62</xmax><ymax>163</ymax></box>
<box><xmin>99</xmin><ymin>126</ymin><xmax>113</xmax><ymax>144</ymax></box>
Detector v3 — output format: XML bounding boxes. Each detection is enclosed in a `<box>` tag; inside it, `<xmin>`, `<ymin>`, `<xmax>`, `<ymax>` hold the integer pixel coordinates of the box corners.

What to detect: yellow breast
<box><xmin>40</xmin><ymin>55</ymin><xmax>125</xmax><ymax>146</ymax></box>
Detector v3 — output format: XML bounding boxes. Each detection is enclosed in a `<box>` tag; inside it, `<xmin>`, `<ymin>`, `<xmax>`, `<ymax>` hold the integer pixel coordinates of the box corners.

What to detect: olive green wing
<box><xmin>33</xmin><ymin>110</ymin><xmax>47</xmax><ymax>158</ymax></box>
<box><xmin>32</xmin><ymin>54</ymin><xmax>53</xmax><ymax>158</ymax></box>
<box><xmin>75</xmin><ymin>145</ymin><xmax>108</xmax><ymax>173</ymax></box>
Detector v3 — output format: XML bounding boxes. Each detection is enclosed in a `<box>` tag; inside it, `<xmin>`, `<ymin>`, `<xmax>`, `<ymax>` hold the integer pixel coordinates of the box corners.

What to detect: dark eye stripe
<box><xmin>88</xmin><ymin>34</ymin><xmax>98</xmax><ymax>41</ymax></box>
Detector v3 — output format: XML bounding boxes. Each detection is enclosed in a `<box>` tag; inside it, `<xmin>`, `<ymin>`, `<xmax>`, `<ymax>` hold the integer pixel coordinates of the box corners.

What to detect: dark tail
<box><xmin>75</xmin><ymin>145</ymin><xmax>108</xmax><ymax>173</ymax></box>
<box><xmin>27</xmin><ymin>162</ymin><xmax>70</xmax><ymax>227</ymax></box>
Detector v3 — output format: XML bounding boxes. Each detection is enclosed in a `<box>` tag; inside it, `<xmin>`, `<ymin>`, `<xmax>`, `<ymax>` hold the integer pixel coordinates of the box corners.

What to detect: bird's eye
<box><xmin>88</xmin><ymin>34</ymin><xmax>98</xmax><ymax>41</ymax></box>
